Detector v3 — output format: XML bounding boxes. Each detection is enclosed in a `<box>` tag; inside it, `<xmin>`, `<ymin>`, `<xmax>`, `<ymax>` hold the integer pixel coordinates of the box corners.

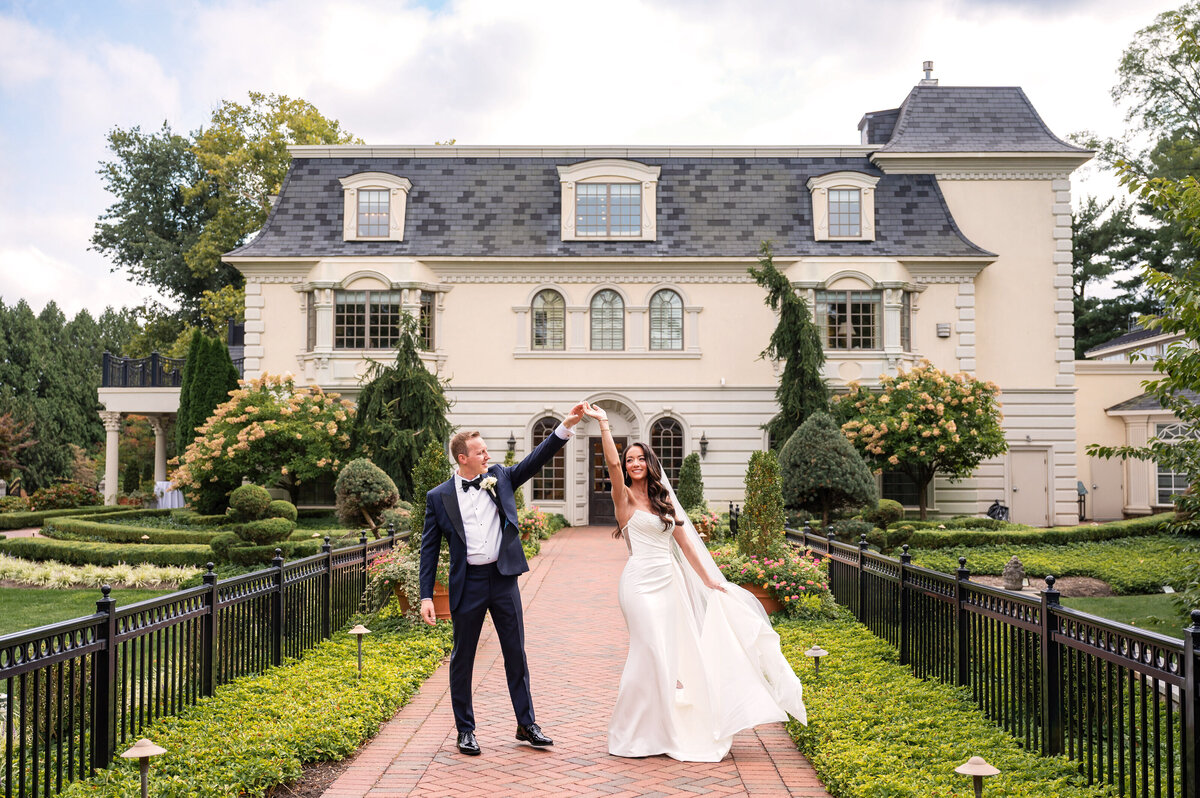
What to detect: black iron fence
<box><xmin>790</xmin><ymin>523</ymin><xmax>1200</xmax><ymax>798</ymax></box>
<box><xmin>100</xmin><ymin>352</ymin><xmax>246</xmax><ymax>388</ymax></box>
<box><xmin>0</xmin><ymin>533</ymin><xmax>400</xmax><ymax>798</ymax></box>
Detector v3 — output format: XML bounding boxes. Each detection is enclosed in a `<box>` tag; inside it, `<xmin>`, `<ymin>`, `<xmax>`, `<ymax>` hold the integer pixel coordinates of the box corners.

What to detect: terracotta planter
<box><xmin>392</xmin><ymin>580</ymin><xmax>453</xmax><ymax>620</ymax></box>
<box><xmin>740</xmin><ymin>583</ymin><xmax>784</xmax><ymax>615</ymax></box>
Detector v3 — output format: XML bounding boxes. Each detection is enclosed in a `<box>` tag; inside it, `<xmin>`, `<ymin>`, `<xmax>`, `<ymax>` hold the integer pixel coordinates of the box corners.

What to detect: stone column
<box><xmin>148</xmin><ymin>415</ymin><xmax>168</xmax><ymax>483</ymax></box>
<box><xmin>99</xmin><ymin>411</ymin><xmax>122</xmax><ymax>506</ymax></box>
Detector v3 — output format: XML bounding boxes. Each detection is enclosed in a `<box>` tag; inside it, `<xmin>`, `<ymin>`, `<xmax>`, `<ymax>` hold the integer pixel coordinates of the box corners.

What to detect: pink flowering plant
<box><xmin>170</xmin><ymin>373</ymin><xmax>355</xmax><ymax>509</ymax></box>
<box><xmin>518</xmin><ymin>505</ymin><xmax>550</xmax><ymax>541</ymax></box>
<box><xmin>708</xmin><ymin>543</ymin><xmax>836</xmax><ymax>619</ymax></box>
<box><xmin>364</xmin><ymin>545</ymin><xmax>446</xmax><ymax>619</ymax></box>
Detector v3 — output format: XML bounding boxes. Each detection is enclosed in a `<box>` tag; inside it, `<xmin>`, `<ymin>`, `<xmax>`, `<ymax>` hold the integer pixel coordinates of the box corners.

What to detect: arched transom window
<box><xmin>651</xmin><ymin>417</ymin><xmax>684</xmax><ymax>482</ymax></box>
<box><xmin>531</xmin><ymin>290</ymin><xmax>565</xmax><ymax>350</ymax></box>
<box><xmin>649</xmin><ymin>289</ymin><xmax>683</xmax><ymax>350</ymax></box>
<box><xmin>590</xmin><ymin>289</ymin><xmax>624</xmax><ymax>350</ymax></box>
<box><xmin>530</xmin><ymin>417</ymin><xmax>565</xmax><ymax>501</ymax></box>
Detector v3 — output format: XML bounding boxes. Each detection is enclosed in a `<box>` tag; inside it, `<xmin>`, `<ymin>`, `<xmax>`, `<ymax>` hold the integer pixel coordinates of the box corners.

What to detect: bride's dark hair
<box><xmin>614</xmin><ymin>442</ymin><xmax>682</xmax><ymax>538</ymax></box>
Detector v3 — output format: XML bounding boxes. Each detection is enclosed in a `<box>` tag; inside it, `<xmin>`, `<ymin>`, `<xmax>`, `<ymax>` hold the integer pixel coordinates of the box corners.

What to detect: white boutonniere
<box><xmin>480</xmin><ymin>476</ymin><xmax>498</xmax><ymax>496</ymax></box>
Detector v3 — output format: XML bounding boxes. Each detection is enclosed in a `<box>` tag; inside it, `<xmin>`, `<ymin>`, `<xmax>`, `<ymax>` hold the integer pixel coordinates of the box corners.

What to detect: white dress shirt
<box><xmin>455</xmin><ymin>423</ymin><xmax>572</xmax><ymax>565</ymax></box>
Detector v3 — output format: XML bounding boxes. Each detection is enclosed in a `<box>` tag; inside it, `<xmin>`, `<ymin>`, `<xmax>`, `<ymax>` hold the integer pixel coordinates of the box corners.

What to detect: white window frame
<box><xmin>806</xmin><ymin>171</ymin><xmax>879</xmax><ymax>242</ymax></box>
<box><xmin>339</xmin><ymin>172</ymin><xmax>412</xmax><ymax>241</ymax></box>
<box><xmin>558</xmin><ymin>159</ymin><xmax>660</xmax><ymax>241</ymax></box>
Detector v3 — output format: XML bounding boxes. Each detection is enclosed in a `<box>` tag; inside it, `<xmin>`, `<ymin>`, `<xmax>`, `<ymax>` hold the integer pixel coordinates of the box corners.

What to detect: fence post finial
<box><xmin>1182</xmin><ymin>608</ymin><xmax>1200</xmax><ymax>798</ymax></box>
<box><xmin>1040</xmin><ymin>574</ymin><xmax>1064</xmax><ymax>756</ymax></box>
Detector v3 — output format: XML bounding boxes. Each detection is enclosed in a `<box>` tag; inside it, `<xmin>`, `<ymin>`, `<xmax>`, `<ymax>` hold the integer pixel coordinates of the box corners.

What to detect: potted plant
<box><xmin>708</xmin><ymin>543</ymin><xmax>835</xmax><ymax>618</ymax></box>
<box><xmin>365</xmin><ymin>546</ymin><xmax>450</xmax><ymax>619</ymax></box>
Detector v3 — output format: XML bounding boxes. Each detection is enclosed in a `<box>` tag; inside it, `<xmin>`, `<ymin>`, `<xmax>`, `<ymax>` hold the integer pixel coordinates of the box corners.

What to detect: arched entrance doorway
<box><xmin>585</xmin><ymin>398</ymin><xmax>640</xmax><ymax>526</ymax></box>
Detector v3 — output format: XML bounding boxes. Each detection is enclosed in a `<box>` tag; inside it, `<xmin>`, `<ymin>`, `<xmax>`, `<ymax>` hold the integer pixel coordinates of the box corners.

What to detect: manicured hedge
<box><xmin>0</xmin><ymin>505</ymin><xmax>114</xmax><ymax>530</ymax></box>
<box><xmin>0</xmin><ymin>537</ymin><xmax>213</xmax><ymax>567</ymax></box>
<box><xmin>912</xmin><ymin>535</ymin><xmax>1200</xmax><ymax>594</ymax></box>
<box><xmin>776</xmin><ymin>616</ymin><xmax>1111</xmax><ymax>797</ymax></box>
<box><xmin>900</xmin><ymin>513</ymin><xmax>1171</xmax><ymax>551</ymax></box>
<box><xmin>61</xmin><ymin>621</ymin><xmax>453</xmax><ymax>798</ymax></box>
<box><xmin>43</xmin><ymin>509</ymin><xmax>221</xmax><ymax>545</ymax></box>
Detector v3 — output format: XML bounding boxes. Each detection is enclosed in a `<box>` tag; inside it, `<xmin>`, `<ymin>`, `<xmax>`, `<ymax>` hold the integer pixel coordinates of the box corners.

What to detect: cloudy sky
<box><xmin>0</xmin><ymin>0</ymin><xmax>1180</xmax><ymax>318</ymax></box>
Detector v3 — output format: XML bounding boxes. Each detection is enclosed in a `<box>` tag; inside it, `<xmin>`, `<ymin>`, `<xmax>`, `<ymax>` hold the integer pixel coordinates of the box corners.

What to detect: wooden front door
<box><xmin>588</xmin><ymin>436</ymin><xmax>626</xmax><ymax>526</ymax></box>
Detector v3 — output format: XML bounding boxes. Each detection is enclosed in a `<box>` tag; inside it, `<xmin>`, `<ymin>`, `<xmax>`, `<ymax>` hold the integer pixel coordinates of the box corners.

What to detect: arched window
<box><xmin>530</xmin><ymin>417</ymin><xmax>565</xmax><ymax>501</ymax></box>
<box><xmin>649</xmin><ymin>290</ymin><xmax>683</xmax><ymax>350</ymax></box>
<box><xmin>590</xmin><ymin>289</ymin><xmax>624</xmax><ymax>350</ymax></box>
<box><xmin>531</xmin><ymin>290</ymin><xmax>565</xmax><ymax>350</ymax></box>
<box><xmin>651</xmin><ymin>418</ymin><xmax>684</xmax><ymax>482</ymax></box>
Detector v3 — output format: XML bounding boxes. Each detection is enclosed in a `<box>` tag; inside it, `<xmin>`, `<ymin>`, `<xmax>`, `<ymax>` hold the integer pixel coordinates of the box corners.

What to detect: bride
<box><xmin>583</xmin><ymin>403</ymin><xmax>806</xmax><ymax>762</ymax></box>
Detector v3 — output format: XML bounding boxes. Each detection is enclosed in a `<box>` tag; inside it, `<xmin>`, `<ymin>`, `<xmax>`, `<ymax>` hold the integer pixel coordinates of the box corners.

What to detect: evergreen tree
<box><xmin>175</xmin><ymin>329</ymin><xmax>204</xmax><ymax>453</ymax></box>
<box><xmin>676</xmin><ymin>453</ymin><xmax>705</xmax><ymax>510</ymax></box>
<box><xmin>738</xmin><ymin>450</ymin><xmax>786</xmax><ymax>558</ymax></box>
<box><xmin>352</xmin><ymin>313</ymin><xmax>453</xmax><ymax>499</ymax></box>
<box><xmin>182</xmin><ymin>335</ymin><xmax>240</xmax><ymax>449</ymax></box>
<box><xmin>504</xmin><ymin>449</ymin><xmax>525</xmax><ymax>510</ymax></box>
<box><xmin>779</xmin><ymin>412</ymin><xmax>877</xmax><ymax>527</ymax></box>
<box><xmin>747</xmin><ymin>242</ymin><xmax>828</xmax><ymax>447</ymax></box>
<box><xmin>410</xmin><ymin>439</ymin><xmax>452</xmax><ymax>552</ymax></box>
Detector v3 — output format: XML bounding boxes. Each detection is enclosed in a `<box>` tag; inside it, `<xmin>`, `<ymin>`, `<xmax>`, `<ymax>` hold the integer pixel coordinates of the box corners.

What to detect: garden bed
<box><xmin>0</xmin><ymin>504</ymin><xmax>115</xmax><ymax>530</ymax></box>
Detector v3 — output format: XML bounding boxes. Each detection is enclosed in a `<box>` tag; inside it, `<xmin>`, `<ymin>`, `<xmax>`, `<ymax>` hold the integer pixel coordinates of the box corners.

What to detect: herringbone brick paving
<box><xmin>322</xmin><ymin>525</ymin><xmax>830</xmax><ymax>798</ymax></box>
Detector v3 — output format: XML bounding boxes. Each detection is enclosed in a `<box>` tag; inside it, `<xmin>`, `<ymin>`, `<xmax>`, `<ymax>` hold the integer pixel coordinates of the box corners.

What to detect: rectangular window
<box><xmin>368</xmin><ymin>291</ymin><xmax>403</xmax><ymax>348</ymax></box>
<box><xmin>828</xmin><ymin>188</ymin><xmax>861</xmax><ymax>237</ymax></box>
<box><xmin>419</xmin><ymin>291</ymin><xmax>435</xmax><ymax>351</ymax></box>
<box><xmin>306</xmin><ymin>292</ymin><xmax>317</xmax><ymax>351</ymax></box>
<box><xmin>881</xmin><ymin>469</ymin><xmax>921</xmax><ymax>508</ymax></box>
<box><xmin>357</xmin><ymin>189</ymin><xmax>390</xmax><ymax>237</ymax></box>
<box><xmin>576</xmin><ymin>183</ymin><xmax>641</xmax><ymax>237</ymax></box>
<box><xmin>334</xmin><ymin>291</ymin><xmax>367</xmax><ymax>348</ymax></box>
<box><xmin>816</xmin><ymin>290</ymin><xmax>881</xmax><ymax>350</ymax></box>
<box><xmin>900</xmin><ymin>292</ymin><xmax>912</xmax><ymax>351</ymax></box>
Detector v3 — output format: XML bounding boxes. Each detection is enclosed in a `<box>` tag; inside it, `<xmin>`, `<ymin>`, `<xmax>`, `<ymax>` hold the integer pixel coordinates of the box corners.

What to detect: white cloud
<box><xmin>0</xmin><ymin>244</ymin><xmax>162</xmax><ymax>318</ymax></box>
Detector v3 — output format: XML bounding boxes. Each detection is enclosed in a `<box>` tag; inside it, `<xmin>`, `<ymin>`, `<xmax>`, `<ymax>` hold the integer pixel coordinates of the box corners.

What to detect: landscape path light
<box><xmin>804</xmin><ymin>645</ymin><xmax>828</xmax><ymax>676</ymax></box>
<box><xmin>348</xmin><ymin>624</ymin><xmax>371</xmax><ymax>677</ymax></box>
<box><xmin>955</xmin><ymin>756</ymin><xmax>1000</xmax><ymax>797</ymax></box>
<box><xmin>120</xmin><ymin>738</ymin><xmax>166</xmax><ymax>798</ymax></box>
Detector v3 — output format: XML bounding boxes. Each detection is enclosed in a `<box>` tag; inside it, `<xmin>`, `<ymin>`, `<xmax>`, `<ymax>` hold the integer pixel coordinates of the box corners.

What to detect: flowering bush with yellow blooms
<box><xmin>832</xmin><ymin>361</ymin><xmax>1007</xmax><ymax>520</ymax></box>
<box><xmin>170</xmin><ymin>373</ymin><xmax>355</xmax><ymax>513</ymax></box>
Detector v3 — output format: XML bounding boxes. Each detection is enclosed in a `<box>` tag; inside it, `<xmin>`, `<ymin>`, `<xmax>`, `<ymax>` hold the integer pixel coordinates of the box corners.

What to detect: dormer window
<box><xmin>806</xmin><ymin>171</ymin><xmax>879</xmax><ymax>242</ymax></box>
<box><xmin>339</xmin><ymin>172</ymin><xmax>412</xmax><ymax>241</ymax></box>
<box><xmin>558</xmin><ymin>159</ymin><xmax>660</xmax><ymax>241</ymax></box>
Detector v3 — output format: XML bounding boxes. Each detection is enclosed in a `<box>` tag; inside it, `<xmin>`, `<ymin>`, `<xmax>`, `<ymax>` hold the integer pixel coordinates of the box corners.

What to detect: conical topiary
<box><xmin>779</xmin><ymin>412</ymin><xmax>877</xmax><ymax>527</ymax></box>
<box><xmin>676</xmin><ymin>452</ymin><xmax>704</xmax><ymax>510</ymax></box>
<box><xmin>738</xmin><ymin>449</ymin><xmax>786</xmax><ymax>558</ymax></box>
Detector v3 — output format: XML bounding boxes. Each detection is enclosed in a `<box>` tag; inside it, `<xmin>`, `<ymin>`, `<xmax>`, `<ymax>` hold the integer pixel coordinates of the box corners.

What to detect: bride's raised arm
<box><xmin>582</xmin><ymin>403</ymin><xmax>628</xmax><ymax>516</ymax></box>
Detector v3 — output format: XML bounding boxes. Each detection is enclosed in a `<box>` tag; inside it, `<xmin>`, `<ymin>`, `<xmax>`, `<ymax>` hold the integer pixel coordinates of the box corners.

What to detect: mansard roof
<box><xmin>874</xmin><ymin>86</ymin><xmax>1089</xmax><ymax>154</ymax></box>
<box><xmin>227</xmin><ymin>152</ymin><xmax>992</xmax><ymax>260</ymax></box>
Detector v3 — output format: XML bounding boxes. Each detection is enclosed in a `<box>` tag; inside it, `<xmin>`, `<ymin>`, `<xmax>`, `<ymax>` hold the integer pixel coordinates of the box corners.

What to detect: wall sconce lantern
<box><xmin>936</xmin><ymin>322</ymin><xmax>952</xmax><ymax>338</ymax></box>
<box><xmin>507</xmin><ymin>432</ymin><xmax>516</xmax><ymax>454</ymax></box>
<box><xmin>699</xmin><ymin>432</ymin><xmax>708</xmax><ymax>458</ymax></box>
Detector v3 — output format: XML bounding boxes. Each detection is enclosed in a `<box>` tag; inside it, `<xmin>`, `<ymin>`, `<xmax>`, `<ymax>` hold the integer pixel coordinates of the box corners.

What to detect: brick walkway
<box><xmin>322</xmin><ymin>526</ymin><xmax>830</xmax><ymax>798</ymax></box>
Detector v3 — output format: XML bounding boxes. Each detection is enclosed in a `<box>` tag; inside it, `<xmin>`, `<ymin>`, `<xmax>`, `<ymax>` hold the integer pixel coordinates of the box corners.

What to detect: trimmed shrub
<box><xmin>28</xmin><ymin>483</ymin><xmax>102</xmax><ymax>511</ymax></box>
<box><xmin>122</xmin><ymin>460</ymin><xmax>142</xmax><ymax>494</ymax></box>
<box><xmin>379</xmin><ymin>507</ymin><xmax>412</xmax><ymax>533</ymax></box>
<box><xmin>862</xmin><ymin>499</ymin><xmax>904</xmax><ymax>530</ymax></box>
<box><xmin>0</xmin><ymin>537</ymin><xmax>213</xmax><ymax>567</ymax></box>
<box><xmin>228</xmin><ymin>484</ymin><xmax>273</xmax><ymax>521</ymax></box>
<box><xmin>267</xmin><ymin>500</ymin><xmax>298</xmax><ymax>522</ymax></box>
<box><xmin>43</xmin><ymin>515</ymin><xmax>220</xmax><ymax>545</ymax></box>
<box><xmin>170</xmin><ymin>510</ymin><xmax>228</xmax><ymax>526</ymax></box>
<box><xmin>831</xmin><ymin>518</ymin><xmax>874</xmax><ymax>543</ymax></box>
<box><xmin>779</xmin><ymin>413</ymin><xmax>876</xmax><ymax>527</ymax></box>
<box><xmin>410</xmin><ymin>440</ymin><xmax>451</xmax><ymax>552</ymax></box>
<box><xmin>209</xmin><ymin>532</ymin><xmax>241</xmax><ymax>560</ymax></box>
<box><xmin>0</xmin><ymin>505</ymin><xmax>112</xmax><ymax>530</ymax></box>
<box><xmin>335</xmin><ymin>458</ymin><xmax>399</xmax><ymax>537</ymax></box>
<box><xmin>227</xmin><ymin>540</ymin><xmax>319</xmax><ymax>566</ymax></box>
<box><xmin>676</xmin><ymin>453</ymin><xmax>705</xmax><ymax>511</ymax></box>
<box><xmin>739</xmin><ymin>449</ymin><xmax>786</xmax><ymax>558</ymax></box>
<box><xmin>905</xmin><ymin>512</ymin><xmax>1170</xmax><ymax>551</ymax></box>
<box><xmin>236</xmin><ymin>517</ymin><xmax>296</xmax><ymax>546</ymax></box>
<box><xmin>777</xmin><ymin>617</ymin><xmax>1120</xmax><ymax>796</ymax></box>
<box><xmin>0</xmin><ymin>496</ymin><xmax>30</xmax><ymax>512</ymax></box>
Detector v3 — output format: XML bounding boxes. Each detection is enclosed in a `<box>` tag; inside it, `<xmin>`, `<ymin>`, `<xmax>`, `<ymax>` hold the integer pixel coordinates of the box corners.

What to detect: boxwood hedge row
<box><xmin>0</xmin><ymin>505</ymin><xmax>115</xmax><ymax>530</ymax></box>
<box><xmin>899</xmin><ymin>513</ymin><xmax>1171</xmax><ymax>551</ymax></box>
<box><xmin>60</xmin><ymin>620</ymin><xmax>453</xmax><ymax>798</ymax></box>
<box><xmin>776</xmin><ymin>616</ymin><xmax>1112</xmax><ymax>797</ymax></box>
<box><xmin>0</xmin><ymin>537</ymin><xmax>214</xmax><ymax>567</ymax></box>
<box><xmin>43</xmin><ymin>510</ymin><xmax>222</xmax><ymax>545</ymax></box>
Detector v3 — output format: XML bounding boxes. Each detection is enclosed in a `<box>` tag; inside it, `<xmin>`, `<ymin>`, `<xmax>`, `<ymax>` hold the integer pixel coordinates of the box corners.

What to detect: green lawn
<box><xmin>1061</xmin><ymin>594</ymin><xmax>1188</xmax><ymax>640</ymax></box>
<box><xmin>0</xmin><ymin>586</ymin><xmax>174</xmax><ymax>637</ymax></box>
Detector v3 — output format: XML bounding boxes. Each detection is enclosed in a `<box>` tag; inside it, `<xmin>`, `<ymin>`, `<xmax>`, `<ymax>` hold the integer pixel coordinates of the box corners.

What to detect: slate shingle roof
<box><xmin>1106</xmin><ymin>389</ymin><xmax>1199</xmax><ymax>413</ymax></box>
<box><xmin>1083</xmin><ymin>326</ymin><xmax>1168</xmax><ymax>357</ymax></box>
<box><xmin>229</xmin><ymin>156</ymin><xmax>993</xmax><ymax>259</ymax></box>
<box><xmin>876</xmin><ymin>86</ymin><xmax>1088</xmax><ymax>154</ymax></box>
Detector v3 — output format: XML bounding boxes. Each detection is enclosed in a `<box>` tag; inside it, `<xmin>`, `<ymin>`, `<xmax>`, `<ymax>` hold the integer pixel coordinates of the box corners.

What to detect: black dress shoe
<box><xmin>515</xmin><ymin>723</ymin><xmax>553</xmax><ymax>746</ymax></box>
<box><xmin>456</xmin><ymin>730</ymin><xmax>481</xmax><ymax>756</ymax></box>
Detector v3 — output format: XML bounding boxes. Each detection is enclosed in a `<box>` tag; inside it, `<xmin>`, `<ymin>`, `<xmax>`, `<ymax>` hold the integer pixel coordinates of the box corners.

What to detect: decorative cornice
<box><xmin>288</xmin><ymin>144</ymin><xmax>878</xmax><ymax>159</ymax></box>
<box><xmin>245</xmin><ymin>275</ymin><xmax>306</xmax><ymax>284</ymax></box>
<box><xmin>439</xmin><ymin>273</ymin><xmax>755</xmax><ymax>284</ymax></box>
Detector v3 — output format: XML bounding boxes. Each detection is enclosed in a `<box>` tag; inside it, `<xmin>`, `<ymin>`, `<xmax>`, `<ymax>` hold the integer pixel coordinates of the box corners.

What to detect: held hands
<box><xmin>582</xmin><ymin>402</ymin><xmax>609</xmax><ymax>426</ymax></box>
<box><xmin>563</xmin><ymin>402</ymin><xmax>587</xmax><ymax>429</ymax></box>
<box><xmin>420</xmin><ymin>598</ymin><xmax>437</xmax><ymax>625</ymax></box>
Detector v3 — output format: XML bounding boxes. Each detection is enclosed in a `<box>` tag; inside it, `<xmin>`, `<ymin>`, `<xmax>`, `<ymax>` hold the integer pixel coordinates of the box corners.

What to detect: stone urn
<box><xmin>1002</xmin><ymin>556</ymin><xmax>1026</xmax><ymax>591</ymax></box>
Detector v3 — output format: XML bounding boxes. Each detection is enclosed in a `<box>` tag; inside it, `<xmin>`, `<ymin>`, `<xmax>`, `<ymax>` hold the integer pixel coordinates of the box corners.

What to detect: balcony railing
<box><xmin>101</xmin><ymin>352</ymin><xmax>245</xmax><ymax>388</ymax></box>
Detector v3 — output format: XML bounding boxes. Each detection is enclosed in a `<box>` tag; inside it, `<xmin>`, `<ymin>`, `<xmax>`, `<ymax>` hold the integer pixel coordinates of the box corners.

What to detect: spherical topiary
<box><xmin>864</xmin><ymin>499</ymin><xmax>905</xmax><ymax>530</ymax></box>
<box><xmin>228</xmin><ymin>484</ymin><xmax>272</xmax><ymax>521</ymax></box>
<box><xmin>335</xmin><ymin>458</ymin><xmax>399</xmax><ymax>537</ymax></box>
<box><xmin>209</xmin><ymin>531</ymin><xmax>242</xmax><ymax>560</ymax></box>
<box><xmin>266</xmin><ymin>500</ymin><xmax>298</xmax><ymax>522</ymax></box>
<box><xmin>237</xmin><ymin>517</ymin><xmax>296</xmax><ymax>546</ymax></box>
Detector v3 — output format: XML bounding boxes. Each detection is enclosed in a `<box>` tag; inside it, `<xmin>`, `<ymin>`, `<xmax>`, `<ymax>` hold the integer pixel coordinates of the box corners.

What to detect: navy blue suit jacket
<box><xmin>419</xmin><ymin>430</ymin><xmax>569</xmax><ymax>613</ymax></box>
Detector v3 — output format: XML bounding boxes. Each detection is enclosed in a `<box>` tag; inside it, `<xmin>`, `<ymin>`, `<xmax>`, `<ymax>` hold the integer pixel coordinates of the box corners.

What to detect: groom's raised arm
<box><xmin>506</xmin><ymin>402</ymin><xmax>584</xmax><ymax>488</ymax></box>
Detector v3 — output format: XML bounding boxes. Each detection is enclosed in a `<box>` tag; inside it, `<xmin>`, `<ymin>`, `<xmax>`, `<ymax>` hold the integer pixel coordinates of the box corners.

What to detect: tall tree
<box><xmin>747</xmin><ymin>242</ymin><xmax>828</xmax><ymax>447</ymax></box>
<box><xmin>174</xmin><ymin>329</ymin><xmax>204</xmax><ymax>454</ymax></box>
<box><xmin>351</xmin><ymin>314</ymin><xmax>453</xmax><ymax>499</ymax></box>
<box><xmin>1072</xmin><ymin>196</ymin><xmax>1147</xmax><ymax>357</ymax></box>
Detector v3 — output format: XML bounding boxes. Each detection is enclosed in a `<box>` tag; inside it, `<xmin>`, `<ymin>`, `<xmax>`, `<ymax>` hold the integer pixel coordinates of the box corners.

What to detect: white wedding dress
<box><xmin>607</xmin><ymin>509</ymin><xmax>807</xmax><ymax>762</ymax></box>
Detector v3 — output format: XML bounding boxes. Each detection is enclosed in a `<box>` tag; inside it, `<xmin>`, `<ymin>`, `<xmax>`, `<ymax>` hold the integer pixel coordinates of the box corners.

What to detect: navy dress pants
<box><xmin>449</xmin><ymin>562</ymin><xmax>534</xmax><ymax>733</ymax></box>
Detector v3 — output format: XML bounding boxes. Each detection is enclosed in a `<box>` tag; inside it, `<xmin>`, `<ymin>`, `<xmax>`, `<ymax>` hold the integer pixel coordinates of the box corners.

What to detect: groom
<box><xmin>419</xmin><ymin>402</ymin><xmax>584</xmax><ymax>756</ymax></box>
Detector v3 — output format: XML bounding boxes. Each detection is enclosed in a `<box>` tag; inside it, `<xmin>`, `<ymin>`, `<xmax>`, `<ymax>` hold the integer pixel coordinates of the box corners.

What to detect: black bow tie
<box><xmin>461</xmin><ymin>476</ymin><xmax>483</xmax><ymax>492</ymax></box>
